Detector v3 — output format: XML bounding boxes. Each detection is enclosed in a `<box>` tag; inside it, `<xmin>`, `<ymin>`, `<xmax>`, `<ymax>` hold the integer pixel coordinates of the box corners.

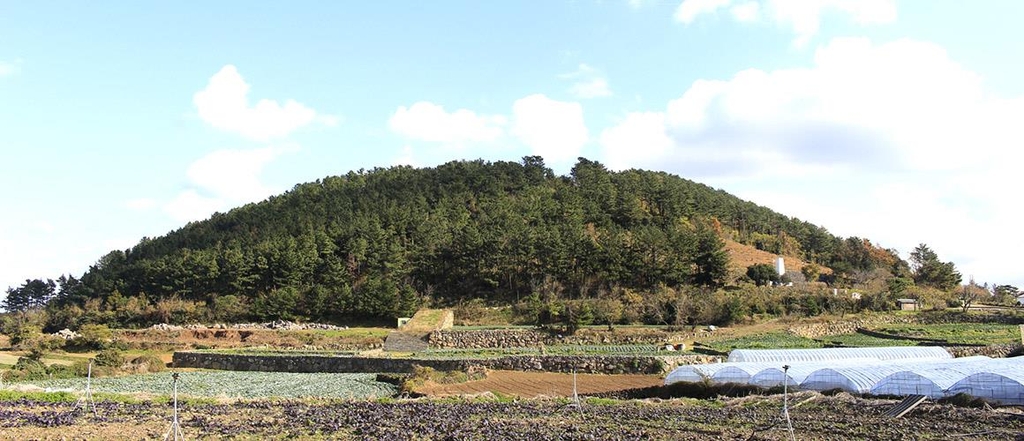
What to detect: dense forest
<box><xmin>7</xmin><ymin>157</ymin><xmax>961</xmax><ymax>329</ymax></box>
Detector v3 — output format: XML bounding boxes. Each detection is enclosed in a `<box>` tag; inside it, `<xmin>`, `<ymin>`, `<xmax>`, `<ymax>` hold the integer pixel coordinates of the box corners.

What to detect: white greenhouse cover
<box><xmin>869</xmin><ymin>357</ymin><xmax>996</xmax><ymax>398</ymax></box>
<box><xmin>748</xmin><ymin>358</ymin><xmax>879</xmax><ymax>388</ymax></box>
<box><xmin>727</xmin><ymin>346</ymin><xmax>951</xmax><ymax>363</ymax></box>
<box><xmin>947</xmin><ymin>359</ymin><xmax>1024</xmax><ymax>405</ymax></box>
<box><xmin>665</xmin><ymin>347</ymin><xmax>1024</xmax><ymax>405</ymax></box>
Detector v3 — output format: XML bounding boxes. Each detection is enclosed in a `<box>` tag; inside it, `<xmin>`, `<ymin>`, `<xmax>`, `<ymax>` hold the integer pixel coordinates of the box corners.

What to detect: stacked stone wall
<box><xmin>427</xmin><ymin>328</ymin><xmax>687</xmax><ymax>349</ymax></box>
<box><xmin>172</xmin><ymin>351</ymin><xmax>717</xmax><ymax>375</ymax></box>
<box><xmin>945</xmin><ymin>343</ymin><xmax>1022</xmax><ymax>358</ymax></box>
<box><xmin>788</xmin><ymin>315</ymin><xmax>916</xmax><ymax>339</ymax></box>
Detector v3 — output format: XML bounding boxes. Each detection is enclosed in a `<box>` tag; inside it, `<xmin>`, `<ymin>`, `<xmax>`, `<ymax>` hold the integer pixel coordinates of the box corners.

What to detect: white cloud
<box><xmin>675</xmin><ymin>0</ymin><xmax>731</xmax><ymax>24</ymax></box>
<box><xmin>730</xmin><ymin>1</ymin><xmax>760</xmax><ymax>22</ymax></box>
<box><xmin>512</xmin><ymin>94</ymin><xmax>589</xmax><ymax>164</ymax></box>
<box><xmin>675</xmin><ymin>0</ymin><xmax>897</xmax><ymax>45</ymax></box>
<box><xmin>599</xmin><ymin>37</ymin><xmax>1024</xmax><ymax>286</ymax></box>
<box><xmin>393</xmin><ymin>146</ymin><xmax>417</xmax><ymax>167</ymax></box>
<box><xmin>570</xmin><ymin>78</ymin><xmax>612</xmax><ymax>99</ymax></box>
<box><xmin>389</xmin><ymin>101</ymin><xmax>506</xmax><ymax>144</ymax></box>
<box><xmin>193</xmin><ymin>65</ymin><xmax>332</xmax><ymax>141</ymax></box>
<box><xmin>164</xmin><ymin>190</ymin><xmax>226</xmax><ymax>224</ymax></box>
<box><xmin>163</xmin><ymin>146</ymin><xmax>295</xmax><ymax>223</ymax></box>
<box><xmin>0</xmin><ymin>59</ymin><xmax>22</xmax><ymax>77</ymax></box>
<box><xmin>601</xmin><ymin>112</ymin><xmax>673</xmax><ymax>171</ymax></box>
<box><xmin>560</xmin><ymin>64</ymin><xmax>613</xmax><ymax>99</ymax></box>
<box><xmin>768</xmin><ymin>0</ymin><xmax>896</xmax><ymax>46</ymax></box>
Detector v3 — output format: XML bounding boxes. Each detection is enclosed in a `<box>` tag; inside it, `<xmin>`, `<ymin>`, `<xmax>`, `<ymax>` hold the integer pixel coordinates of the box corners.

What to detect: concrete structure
<box><xmin>896</xmin><ymin>298</ymin><xmax>919</xmax><ymax>311</ymax></box>
<box><xmin>775</xmin><ymin>256</ymin><xmax>785</xmax><ymax>277</ymax></box>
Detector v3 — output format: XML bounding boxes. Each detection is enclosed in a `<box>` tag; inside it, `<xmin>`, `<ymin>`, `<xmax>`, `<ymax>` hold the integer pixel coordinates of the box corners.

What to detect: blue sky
<box><xmin>2</xmin><ymin>0</ymin><xmax>1023</xmax><ymax>294</ymax></box>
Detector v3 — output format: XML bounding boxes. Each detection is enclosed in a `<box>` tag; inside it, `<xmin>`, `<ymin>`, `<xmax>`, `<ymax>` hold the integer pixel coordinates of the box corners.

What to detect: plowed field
<box><xmin>416</xmin><ymin>371</ymin><xmax>663</xmax><ymax>397</ymax></box>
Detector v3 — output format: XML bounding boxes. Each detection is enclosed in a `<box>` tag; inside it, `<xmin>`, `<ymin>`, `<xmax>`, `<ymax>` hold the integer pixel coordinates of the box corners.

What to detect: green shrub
<box><xmin>74</xmin><ymin>324</ymin><xmax>113</xmax><ymax>350</ymax></box>
<box><xmin>6</xmin><ymin>356</ymin><xmax>49</xmax><ymax>381</ymax></box>
<box><xmin>128</xmin><ymin>353</ymin><xmax>166</xmax><ymax>373</ymax></box>
<box><xmin>45</xmin><ymin>362</ymin><xmax>87</xmax><ymax>379</ymax></box>
<box><xmin>94</xmin><ymin>349</ymin><xmax>125</xmax><ymax>367</ymax></box>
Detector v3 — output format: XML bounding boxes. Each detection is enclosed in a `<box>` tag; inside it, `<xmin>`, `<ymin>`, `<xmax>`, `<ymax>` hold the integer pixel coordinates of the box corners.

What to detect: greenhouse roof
<box><xmin>727</xmin><ymin>346</ymin><xmax>951</xmax><ymax>363</ymax></box>
<box><xmin>667</xmin><ymin>351</ymin><xmax>1024</xmax><ymax>404</ymax></box>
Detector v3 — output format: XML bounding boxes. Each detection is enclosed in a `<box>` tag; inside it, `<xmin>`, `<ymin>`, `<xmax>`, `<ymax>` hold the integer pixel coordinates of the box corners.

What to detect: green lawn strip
<box><xmin>701</xmin><ymin>332</ymin><xmax>823</xmax><ymax>351</ymax></box>
<box><xmin>869</xmin><ymin>323</ymin><xmax>1020</xmax><ymax>345</ymax></box>
<box><xmin>824</xmin><ymin>333</ymin><xmax>918</xmax><ymax>347</ymax></box>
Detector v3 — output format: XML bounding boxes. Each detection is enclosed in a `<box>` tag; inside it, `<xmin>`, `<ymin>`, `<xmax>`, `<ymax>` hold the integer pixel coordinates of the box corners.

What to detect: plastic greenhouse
<box><xmin>709</xmin><ymin>362</ymin><xmax>784</xmax><ymax>384</ymax></box>
<box><xmin>801</xmin><ymin>357</ymin><xmax>998</xmax><ymax>394</ymax></box>
<box><xmin>727</xmin><ymin>346</ymin><xmax>952</xmax><ymax>363</ymax></box>
<box><xmin>947</xmin><ymin>360</ymin><xmax>1024</xmax><ymax>405</ymax></box>
<box><xmin>664</xmin><ymin>346</ymin><xmax>1024</xmax><ymax>404</ymax></box>
<box><xmin>748</xmin><ymin>358</ymin><xmax>879</xmax><ymax>388</ymax></box>
<box><xmin>869</xmin><ymin>357</ymin><xmax>996</xmax><ymax>398</ymax></box>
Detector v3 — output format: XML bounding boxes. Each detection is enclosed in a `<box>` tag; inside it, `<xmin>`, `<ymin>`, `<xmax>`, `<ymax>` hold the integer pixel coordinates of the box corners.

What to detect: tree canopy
<box><xmin>7</xmin><ymin>157</ymin><xmax>906</xmax><ymax>324</ymax></box>
<box><xmin>910</xmin><ymin>244</ymin><xmax>962</xmax><ymax>291</ymax></box>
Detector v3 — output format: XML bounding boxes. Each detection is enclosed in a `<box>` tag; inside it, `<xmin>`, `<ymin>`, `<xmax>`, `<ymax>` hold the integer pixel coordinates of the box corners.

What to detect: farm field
<box><xmin>13</xmin><ymin>371</ymin><xmax>397</xmax><ymax>400</ymax></box>
<box><xmin>2</xmin><ymin>392</ymin><xmax>1023</xmax><ymax>440</ymax></box>
<box><xmin>698</xmin><ymin>322</ymin><xmax>1023</xmax><ymax>352</ymax></box>
<box><xmin>414</xmin><ymin>371</ymin><xmax>663</xmax><ymax>398</ymax></box>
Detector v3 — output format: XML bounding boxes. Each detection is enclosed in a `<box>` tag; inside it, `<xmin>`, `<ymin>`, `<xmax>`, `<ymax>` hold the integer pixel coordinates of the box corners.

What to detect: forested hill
<box><xmin>52</xmin><ymin>157</ymin><xmax>899</xmax><ymax>324</ymax></box>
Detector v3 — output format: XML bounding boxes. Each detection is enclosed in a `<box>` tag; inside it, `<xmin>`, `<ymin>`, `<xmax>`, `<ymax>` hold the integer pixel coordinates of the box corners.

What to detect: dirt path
<box><xmin>416</xmin><ymin>370</ymin><xmax>663</xmax><ymax>398</ymax></box>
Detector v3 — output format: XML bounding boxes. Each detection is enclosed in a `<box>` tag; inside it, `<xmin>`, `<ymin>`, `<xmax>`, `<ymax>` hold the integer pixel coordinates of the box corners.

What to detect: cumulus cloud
<box><xmin>730</xmin><ymin>1</ymin><xmax>760</xmax><ymax>22</ymax></box>
<box><xmin>675</xmin><ymin>0</ymin><xmax>897</xmax><ymax>45</ymax></box>
<box><xmin>560</xmin><ymin>64</ymin><xmax>613</xmax><ymax>99</ymax></box>
<box><xmin>193</xmin><ymin>65</ymin><xmax>333</xmax><ymax>141</ymax></box>
<box><xmin>0</xmin><ymin>59</ymin><xmax>21</xmax><ymax>77</ymax></box>
<box><xmin>610</xmin><ymin>38</ymin><xmax>992</xmax><ymax>175</ymax></box>
<box><xmin>512</xmin><ymin>94</ymin><xmax>590</xmax><ymax>164</ymax></box>
<box><xmin>393</xmin><ymin>146</ymin><xmax>417</xmax><ymax>167</ymax></box>
<box><xmin>389</xmin><ymin>102</ymin><xmax>506</xmax><ymax>144</ymax></box>
<box><xmin>163</xmin><ymin>146</ymin><xmax>295</xmax><ymax>223</ymax></box>
<box><xmin>675</xmin><ymin>0</ymin><xmax>731</xmax><ymax>24</ymax></box>
<box><xmin>600</xmin><ymin>112</ymin><xmax>674</xmax><ymax>171</ymax></box>
<box><xmin>164</xmin><ymin>190</ymin><xmax>226</xmax><ymax>224</ymax></box>
<box><xmin>570</xmin><ymin>78</ymin><xmax>613</xmax><ymax>99</ymax></box>
<box><xmin>599</xmin><ymin>37</ymin><xmax>1024</xmax><ymax>285</ymax></box>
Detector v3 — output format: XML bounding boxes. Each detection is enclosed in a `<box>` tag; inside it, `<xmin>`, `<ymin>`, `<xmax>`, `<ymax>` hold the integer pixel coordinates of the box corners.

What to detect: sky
<box><xmin>1</xmin><ymin>0</ymin><xmax>1023</xmax><ymax>296</ymax></box>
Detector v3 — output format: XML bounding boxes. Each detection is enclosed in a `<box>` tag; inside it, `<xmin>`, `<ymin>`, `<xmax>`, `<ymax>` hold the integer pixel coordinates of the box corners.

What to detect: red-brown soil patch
<box><xmin>724</xmin><ymin>239</ymin><xmax>830</xmax><ymax>275</ymax></box>
<box><xmin>416</xmin><ymin>370</ymin><xmax>663</xmax><ymax>398</ymax></box>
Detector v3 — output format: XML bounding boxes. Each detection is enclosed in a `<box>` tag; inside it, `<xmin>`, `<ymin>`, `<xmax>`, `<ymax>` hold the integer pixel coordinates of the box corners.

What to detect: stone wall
<box><xmin>945</xmin><ymin>343</ymin><xmax>1023</xmax><ymax>358</ymax></box>
<box><xmin>787</xmin><ymin>315</ymin><xmax>916</xmax><ymax>339</ymax></box>
<box><xmin>427</xmin><ymin>328</ymin><xmax>686</xmax><ymax>349</ymax></box>
<box><xmin>172</xmin><ymin>351</ymin><xmax>717</xmax><ymax>375</ymax></box>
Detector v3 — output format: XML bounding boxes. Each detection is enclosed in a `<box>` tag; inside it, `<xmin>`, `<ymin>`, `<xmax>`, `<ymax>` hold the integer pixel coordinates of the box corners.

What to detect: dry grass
<box><xmin>724</xmin><ymin>239</ymin><xmax>831</xmax><ymax>276</ymax></box>
<box><xmin>400</xmin><ymin>309</ymin><xmax>453</xmax><ymax>333</ymax></box>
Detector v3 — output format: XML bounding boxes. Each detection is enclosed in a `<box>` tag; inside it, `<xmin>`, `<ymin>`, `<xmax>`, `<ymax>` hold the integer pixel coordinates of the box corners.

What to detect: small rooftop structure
<box><xmin>896</xmin><ymin>298</ymin><xmax>919</xmax><ymax>311</ymax></box>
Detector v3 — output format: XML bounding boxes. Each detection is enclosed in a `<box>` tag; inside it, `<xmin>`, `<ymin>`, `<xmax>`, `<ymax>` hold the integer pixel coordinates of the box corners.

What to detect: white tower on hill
<box><xmin>775</xmin><ymin>256</ymin><xmax>785</xmax><ymax>277</ymax></box>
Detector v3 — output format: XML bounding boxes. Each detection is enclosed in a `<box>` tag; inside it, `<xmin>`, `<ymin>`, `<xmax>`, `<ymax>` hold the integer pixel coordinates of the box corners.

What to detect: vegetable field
<box><xmin>2</xmin><ymin>393</ymin><xmax>1023</xmax><ymax>440</ymax></box>
<box><xmin>18</xmin><ymin>371</ymin><xmax>397</xmax><ymax>399</ymax></box>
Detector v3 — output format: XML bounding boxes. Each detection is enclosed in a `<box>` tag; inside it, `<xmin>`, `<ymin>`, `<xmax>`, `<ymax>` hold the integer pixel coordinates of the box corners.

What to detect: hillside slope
<box><xmin>51</xmin><ymin>157</ymin><xmax>897</xmax><ymax>324</ymax></box>
<box><xmin>724</xmin><ymin>240</ymin><xmax>830</xmax><ymax>277</ymax></box>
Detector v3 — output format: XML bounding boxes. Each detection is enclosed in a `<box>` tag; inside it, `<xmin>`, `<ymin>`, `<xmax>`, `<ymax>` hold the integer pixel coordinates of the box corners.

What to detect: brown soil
<box><xmin>415</xmin><ymin>370</ymin><xmax>664</xmax><ymax>398</ymax></box>
<box><xmin>3</xmin><ymin>394</ymin><xmax>1023</xmax><ymax>440</ymax></box>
